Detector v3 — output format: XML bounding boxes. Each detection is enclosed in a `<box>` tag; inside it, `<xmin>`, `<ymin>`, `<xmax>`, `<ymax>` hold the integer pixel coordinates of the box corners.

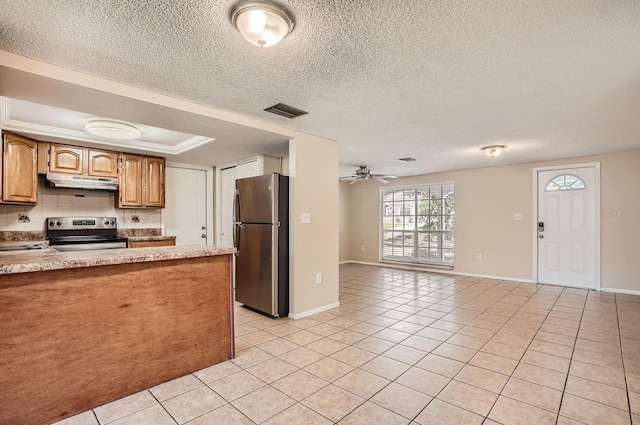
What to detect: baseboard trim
<box><xmin>601</xmin><ymin>287</ymin><xmax>640</xmax><ymax>296</ymax></box>
<box><xmin>288</xmin><ymin>302</ymin><xmax>340</xmax><ymax>320</ymax></box>
<box><xmin>341</xmin><ymin>260</ymin><xmax>534</xmax><ymax>284</ymax></box>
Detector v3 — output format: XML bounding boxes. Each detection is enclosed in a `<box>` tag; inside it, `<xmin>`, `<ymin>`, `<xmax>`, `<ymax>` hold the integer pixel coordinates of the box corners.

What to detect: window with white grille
<box><xmin>380</xmin><ymin>183</ymin><xmax>454</xmax><ymax>266</ymax></box>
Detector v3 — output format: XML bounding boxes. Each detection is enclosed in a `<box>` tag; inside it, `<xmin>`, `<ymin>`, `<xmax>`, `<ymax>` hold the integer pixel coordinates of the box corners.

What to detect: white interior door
<box><xmin>164</xmin><ymin>167</ymin><xmax>207</xmax><ymax>245</ymax></box>
<box><xmin>220</xmin><ymin>162</ymin><xmax>260</xmax><ymax>247</ymax></box>
<box><xmin>537</xmin><ymin>167</ymin><xmax>596</xmax><ymax>288</ymax></box>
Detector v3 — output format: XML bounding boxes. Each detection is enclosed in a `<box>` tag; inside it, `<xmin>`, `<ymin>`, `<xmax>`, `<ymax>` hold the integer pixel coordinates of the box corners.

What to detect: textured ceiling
<box><xmin>1</xmin><ymin>0</ymin><xmax>640</xmax><ymax>176</ymax></box>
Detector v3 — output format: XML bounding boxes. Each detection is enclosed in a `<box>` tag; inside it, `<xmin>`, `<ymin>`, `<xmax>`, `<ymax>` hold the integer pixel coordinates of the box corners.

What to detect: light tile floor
<box><xmin>55</xmin><ymin>264</ymin><xmax>640</xmax><ymax>425</ymax></box>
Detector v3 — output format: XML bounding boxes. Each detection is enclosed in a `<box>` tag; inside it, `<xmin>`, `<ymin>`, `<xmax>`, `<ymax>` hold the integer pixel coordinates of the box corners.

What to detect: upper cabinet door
<box><xmin>144</xmin><ymin>156</ymin><xmax>165</xmax><ymax>208</ymax></box>
<box><xmin>88</xmin><ymin>149</ymin><xmax>118</xmax><ymax>177</ymax></box>
<box><xmin>49</xmin><ymin>144</ymin><xmax>85</xmax><ymax>175</ymax></box>
<box><xmin>118</xmin><ymin>154</ymin><xmax>143</xmax><ymax>207</ymax></box>
<box><xmin>2</xmin><ymin>133</ymin><xmax>38</xmax><ymax>203</ymax></box>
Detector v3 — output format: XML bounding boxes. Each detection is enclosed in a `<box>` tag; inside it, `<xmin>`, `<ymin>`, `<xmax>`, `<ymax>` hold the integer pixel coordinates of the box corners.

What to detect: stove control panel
<box><xmin>46</xmin><ymin>217</ymin><xmax>118</xmax><ymax>230</ymax></box>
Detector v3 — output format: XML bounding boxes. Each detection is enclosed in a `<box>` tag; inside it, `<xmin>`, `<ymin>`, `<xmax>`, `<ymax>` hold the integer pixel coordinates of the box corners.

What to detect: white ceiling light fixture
<box><xmin>481</xmin><ymin>145</ymin><xmax>506</xmax><ymax>157</ymax></box>
<box><xmin>85</xmin><ymin>120</ymin><xmax>141</xmax><ymax>140</ymax></box>
<box><xmin>231</xmin><ymin>1</ymin><xmax>295</xmax><ymax>48</ymax></box>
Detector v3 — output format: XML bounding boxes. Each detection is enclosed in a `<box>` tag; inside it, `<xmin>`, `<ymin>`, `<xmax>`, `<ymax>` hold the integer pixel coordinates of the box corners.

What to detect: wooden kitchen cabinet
<box><xmin>1</xmin><ymin>133</ymin><xmax>38</xmax><ymax>204</ymax></box>
<box><xmin>49</xmin><ymin>144</ymin><xmax>85</xmax><ymax>175</ymax></box>
<box><xmin>88</xmin><ymin>149</ymin><xmax>118</xmax><ymax>177</ymax></box>
<box><xmin>118</xmin><ymin>154</ymin><xmax>143</xmax><ymax>207</ymax></box>
<box><xmin>144</xmin><ymin>156</ymin><xmax>165</xmax><ymax>207</ymax></box>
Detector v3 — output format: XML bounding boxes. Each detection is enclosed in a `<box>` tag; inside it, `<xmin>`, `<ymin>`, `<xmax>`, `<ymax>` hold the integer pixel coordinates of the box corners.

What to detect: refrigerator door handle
<box><xmin>233</xmin><ymin>222</ymin><xmax>242</xmax><ymax>253</ymax></box>
<box><xmin>233</xmin><ymin>188</ymin><xmax>241</xmax><ymax>224</ymax></box>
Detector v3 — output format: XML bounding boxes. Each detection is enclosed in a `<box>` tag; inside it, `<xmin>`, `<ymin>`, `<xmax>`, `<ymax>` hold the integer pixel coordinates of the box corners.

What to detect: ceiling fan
<box><xmin>340</xmin><ymin>166</ymin><xmax>398</xmax><ymax>184</ymax></box>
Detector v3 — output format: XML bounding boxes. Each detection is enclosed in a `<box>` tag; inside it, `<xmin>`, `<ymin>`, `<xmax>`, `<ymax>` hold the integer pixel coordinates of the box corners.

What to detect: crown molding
<box><xmin>0</xmin><ymin>97</ymin><xmax>214</xmax><ymax>155</ymax></box>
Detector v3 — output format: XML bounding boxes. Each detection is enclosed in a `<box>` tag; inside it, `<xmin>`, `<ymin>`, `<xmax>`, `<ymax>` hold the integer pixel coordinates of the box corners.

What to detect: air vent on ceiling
<box><xmin>264</xmin><ymin>103</ymin><xmax>308</xmax><ymax>119</ymax></box>
<box><xmin>397</xmin><ymin>157</ymin><xmax>417</xmax><ymax>163</ymax></box>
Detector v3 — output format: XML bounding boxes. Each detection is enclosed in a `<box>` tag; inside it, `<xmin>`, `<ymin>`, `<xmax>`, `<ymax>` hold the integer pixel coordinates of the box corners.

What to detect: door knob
<box><xmin>201</xmin><ymin>234</ymin><xmax>206</xmax><ymax>239</ymax></box>
<box><xmin>201</xmin><ymin>226</ymin><xmax>206</xmax><ymax>230</ymax></box>
<box><xmin>538</xmin><ymin>234</ymin><xmax>544</xmax><ymax>239</ymax></box>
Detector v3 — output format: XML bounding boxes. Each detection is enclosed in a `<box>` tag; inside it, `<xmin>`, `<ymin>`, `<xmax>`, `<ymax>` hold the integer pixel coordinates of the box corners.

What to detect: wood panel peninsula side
<box><xmin>0</xmin><ymin>244</ymin><xmax>236</xmax><ymax>425</ymax></box>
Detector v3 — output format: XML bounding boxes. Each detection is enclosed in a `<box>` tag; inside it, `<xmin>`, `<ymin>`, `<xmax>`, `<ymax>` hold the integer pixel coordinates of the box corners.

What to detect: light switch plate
<box><xmin>514</xmin><ymin>212</ymin><xmax>523</xmax><ymax>221</ymax></box>
<box><xmin>301</xmin><ymin>213</ymin><xmax>311</xmax><ymax>224</ymax></box>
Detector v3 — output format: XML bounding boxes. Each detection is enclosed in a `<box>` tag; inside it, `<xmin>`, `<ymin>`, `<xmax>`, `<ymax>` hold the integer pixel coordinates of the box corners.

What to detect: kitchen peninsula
<box><xmin>0</xmin><ymin>244</ymin><xmax>235</xmax><ymax>425</ymax></box>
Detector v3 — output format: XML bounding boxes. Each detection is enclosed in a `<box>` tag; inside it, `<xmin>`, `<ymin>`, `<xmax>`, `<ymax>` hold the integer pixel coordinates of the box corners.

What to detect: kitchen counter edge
<box><xmin>0</xmin><ymin>245</ymin><xmax>236</xmax><ymax>276</ymax></box>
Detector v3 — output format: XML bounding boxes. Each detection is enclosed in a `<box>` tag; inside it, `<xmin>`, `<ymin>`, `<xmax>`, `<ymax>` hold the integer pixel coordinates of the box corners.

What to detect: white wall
<box><xmin>0</xmin><ymin>178</ymin><xmax>161</xmax><ymax>231</ymax></box>
<box><xmin>342</xmin><ymin>149</ymin><xmax>640</xmax><ymax>292</ymax></box>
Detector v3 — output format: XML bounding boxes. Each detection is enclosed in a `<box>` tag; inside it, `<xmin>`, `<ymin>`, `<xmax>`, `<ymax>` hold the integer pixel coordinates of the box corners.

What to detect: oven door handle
<box><xmin>51</xmin><ymin>242</ymin><xmax>128</xmax><ymax>252</ymax></box>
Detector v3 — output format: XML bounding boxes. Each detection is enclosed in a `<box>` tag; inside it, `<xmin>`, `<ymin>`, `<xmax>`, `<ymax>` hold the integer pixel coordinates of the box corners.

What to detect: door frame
<box><xmin>166</xmin><ymin>162</ymin><xmax>214</xmax><ymax>245</ymax></box>
<box><xmin>532</xmin><ymin>162</ymin><xmax>601</xmax><ymax>290</ymax></box>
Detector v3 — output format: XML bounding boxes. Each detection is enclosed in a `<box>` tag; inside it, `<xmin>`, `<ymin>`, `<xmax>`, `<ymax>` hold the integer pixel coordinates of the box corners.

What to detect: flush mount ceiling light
<box><xmin>481</xmin><ymin>145</ymin><xmax>507</xmax><ymax>157</ymax></box>
<box><xmin>231</xmin><ymin>1</ymin><xmax>295</xmax><ymax>48</ymax></box>
<box><xmin>85</xmin><ymin>120</ymin><xmax>141</xmax><ymax>140</ymax></box>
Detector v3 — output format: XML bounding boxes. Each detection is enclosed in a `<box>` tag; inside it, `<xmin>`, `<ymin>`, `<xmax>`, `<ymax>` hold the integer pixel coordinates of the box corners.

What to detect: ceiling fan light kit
<box><xmin>340</xmin><ymin>165</ymin><xmax>398</xmax><ymax>184</ymax></box>
<box><xmin>231</xmin><ymin>1</ymin><xmax>295</xmax><ymax>47</ymax></box>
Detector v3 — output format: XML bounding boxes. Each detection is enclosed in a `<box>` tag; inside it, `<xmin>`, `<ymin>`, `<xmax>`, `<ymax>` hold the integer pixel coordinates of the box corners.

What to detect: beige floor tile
<box><xmin>631</xmin><ymin>392</ymin><xmax>640</xmax><ymax>415</ymax></box>
<box><xmin>382</xmin><ymin>344</ymin><xmax>428</xmax><ymax>365</ymax></box>
<box><xmin>108</xmin><ymin>404</ymin><xmax>175</xmax><ymax>425</ymax></box>
<box><xmin>339</xmin><ymin>401</ymin><xmax>408</xmax><ymax>425</ymax></box>
<box><xmin>302</xmin><ymin>384</ymin><xmax>365</xmax><ymax>422</ymax></box>
<box><xmin>565</xmin><ymin>375</ymin><xmax>629</xmax><ymax>411</ymax></box>
<box><xmin>572</xmin><ymin>347</ymin><xmax>624</xmax><ymax>371</ymax></box>
<box><xmin>569</xmin><ymin>360</ymin><xmax>626</xmax><ymax>389</ymax></box>
<box><xmin>371</xmin><ymin>382</ymin><xmax>432</xmax><ymax>419</ymax></box>
<box><xmin>469</xmin><ymin>352</ymin><xmax>518</xmax><ymax>375</ymax></box>
<box><xmin>431</xmin><ymin>342</ymin><xmax>477</xmax><ymax>363</ymax></box>
<box><xmin>308</xmin><ymin>323</ymin><xmax>343</xmax><ymax>337</ymax></box>
<box><xmin>535</xmin><ymin>330</ymin><xmax>576</xmax><ymax>347</ymax></box>
<box><xmin>51</xmin><ymin>411</ymin><xmax>98</xmax><ymax>425</ymax></box>
<box><xmin>268</xmin><ymin>324</ymin><xmax>300</xmax><ymax>337</ymax></box>
<box><xmin>360</xmin><ymin>355</ymin><xmax>411</xmax><ymax>380</ymax></box>
<box><xmin>348</xmin><ymin>322</ymin><xmax>385</xmax><ymax>335</ymax></box>
<box><xmin>278</xmin><ymin>346</ymin><xmax>325</xmax><ymax>368</ymax></box>
<box><xmin>304</xmin><ymin>357</ymin><xmax>355</xmax><ymax>382</ymax></box>
<box><xmin>284</xmin><ymin>329</ymin><xmax>325</xmax><ymax>345</ymax></box>
<box><xmin>578</xmin><ymin>329</ymin><xmax>621</xmax><ymax>346</ymax></box>
<box><xmin>331</xmin><ymin>346</ymin><xmax>378</xmax><ymax>367</ymax></box>
<box><xmin>194</xmin><ymin>361</ymin><xmax>242</xmax><ymax>384</ymax></box>
<box><xmin>417</xmin><ymin>327</ymin><xmax>455</xmax><ymax>341</ymax></box>
<box><xmin>328</xmin><ymin>329</ymin><xmax>368</xmax><ymax>345</ymax></box>
<box><xmin>538</xmin><ymin>323</ymin><xmax>578</xmax><ymax>338</ymax></box>
<box><xmin>454</xmin><ymin>364</ymin><xmax>509</xmax><ymax>394</ymax></box>
<box><xmin>396</xmin><ymin>367</ymin><xmax>451</xmax><ymax>397</ymax></box>
<box><xmin>432</xmin><ymin>318</ymin><xmax>468</xmax><ymax>330</ymax></box>
<box><xmin>437</xmin><ymin>380</ymin><xmax>498</xmax><ymax>416</ymax></box>
<box><xmin>231</xmin><ymin>347</ymin><xmax>273</xmax><ymax>369</ymax></box>
<box><xmin>481</xmin><ymin>341</ymin><xmax>526</xmax><ymax>360</ymax></box>
<box><xmin>271</xmin><ymin>370</ymin><xmax>328</xmax><ymax>401</ymax></box>
<box><xmin>501</xmin><ymin>377</ymin><xmax>562</xmax><ymax>413</ymax></box>
<box><xmin>232</xmin><ymin>386</ymin><xmax>295</xmax><ymax>424</ymax></box>
<box><xmin>512</xmin><ymin>362</ymin><xmax>567</xmax><ymax>391</ymax></box>
<box><xmin>207</xmin><ymin>370</ymin><xmax>265</xmax><ymax>402</ymax></box>
<box><xmin>150</xmin><ymin>375</ymin><xmax>203</xmax><ymax>402</ymax></box>
<box><xmin>186</xmin><ymin>404</ymin><xmax>253</xmax><ymax>425</ymax></box>
<box><xmin>335</xmin><ymin>366</ymin><xmax>392</xmax><ymax>398</ymax></box>
<box><xmin>521</xmin><ymin>350</ymin><xmax>570</xmax><ymax>373</ymax></box>
<box><xmin>446</xmin><ymin>333</ymin><xmax>488</xmax><ymax>350</ymax></box>
<box><xmin>458</xmin><ymin>325</ymin><xmax>496</xmax><ymax>339</ymax></box>
<box><xmin>556</xmin><ymin>416</ymin><xmax>588</xmax><ymax>425</ymax></box>
<box><xmin>400</xmin><ymin>335</ymin><xmax>442</xmax><ymax>352</ymax></box>
<box><xmin>353</xmin><ymin>336</ymin><xmax>396</xmax><ymax>354</ymax></box>
<box><xmin>94</xmin><ymin>390</ymin><xmax>157</xmax><ymax>424</ymax></box>
<box><xmin>162</xmin><ymin>386</ymin><xmax>226</xmax><ymax>424</ymax></box>
<box><xmin>414</xmin><ymin>399</ymin><xmax>484</xmax><ymax>425</ymax></box>
<box><xmin>575</xmin><ymin>337</ymin><xmax>622</xmax><ymax>356</ymax></box>
<box><xmin>306</xmin><ymin>337</ymin><xmax>349</xmax><ymax>356</ymax></box>
<box><xmin>257</xmin><ymin>338</ymin><xmax>300</xmax><ymax>356</ymax></box>
<box><xmin>489</xmin><ymin>395</ymin><xmax>557</xmax><ymax>425</ymax></box>
<box><xmin>559</xmin><ymin>393</ymin><xmax>631</xmax><ymax>425</ymax></box>
<box><xmin>490</xmin><ymin>332</ymin><xmax>533</xmax><ymax>348</ymax></box>
<box><xmin>389</xmin><ymin>320</ymin><xmax>426</xmax><ymax>334</ymax></box>
<box><xmin>288</xmin><ymin>317</ymin><xmax>321</xmax><ymax>329</ymax></box>
<box><xmin>262</xmin><ymin>403</ymin><xmax>332</xmax><ymax>425</ymax></box>
<box><xmin>239</xmin><ymin>330</ymin><xmax>278</xmax><ymax>346</ymax></box>
<box><xmin>529</xmin><ymin>340</ymin><xmax>574</xmax><ymax>359</ymax></box>
<box><xmin>235</xmin><ymin>338</ymin><xmax>251</xmax><ymax>352</ymax></box>
<box><xmin>628</xmin><ymin>373</ymin><xmax>640</xmax><ymax>393</ymax></box>
<box><xmin>373</xmin><ymin>328</ymin><xmax>412</xmax><ymax>344</ymax></box>
<box><xmin>415</xmin><ymin>353</ymin><xmax>465</xmax><ymax>378</ymax></box>
<box><xmin>246</xmin><ymin>357</ymin><xmax>299</xmax><ymax>383</ymax></box>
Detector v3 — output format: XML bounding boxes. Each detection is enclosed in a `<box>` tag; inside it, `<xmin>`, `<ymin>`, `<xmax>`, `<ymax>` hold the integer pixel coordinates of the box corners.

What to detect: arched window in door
<box><xmin>545</xmin><ymin>174</ymin><xmax>586</xmax><ymax>191</ymax></box>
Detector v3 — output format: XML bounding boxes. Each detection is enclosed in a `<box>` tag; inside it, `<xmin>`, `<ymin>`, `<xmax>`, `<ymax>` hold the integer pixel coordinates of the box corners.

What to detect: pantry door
<box><xmin>165</xmin><ymin>166</ymin><xmax>207</xmax><ymax>244</ymax></box>
<box><xmin>536</xmin><ymin>165</ymin><xmax>599</xmax><ymax>289</ymax></box>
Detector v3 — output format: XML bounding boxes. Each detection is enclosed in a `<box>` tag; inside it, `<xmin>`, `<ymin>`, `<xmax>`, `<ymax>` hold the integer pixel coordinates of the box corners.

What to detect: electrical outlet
<box><xmin>315</xmin><ymin>273</ymin><xmax>322</xmax><ymax>284</ymax></box>
<box><xmin>514</xmin><ymin>212</ymin><xmax>523</xmax><ymax>221</ymax></box>
<box><xmin>476</xmin><ymin>253</ymin><xmax>482</xmax><ymax>260</ymax></box>
<box><xmin>301</xmin><ymin>213</ymin><xmax>311</xmax><ymax>224</ymax></box>
<box><xmin>361</xmin><ymin>245</ymin><xmax>365</xmax><ymax>251</ymax></box>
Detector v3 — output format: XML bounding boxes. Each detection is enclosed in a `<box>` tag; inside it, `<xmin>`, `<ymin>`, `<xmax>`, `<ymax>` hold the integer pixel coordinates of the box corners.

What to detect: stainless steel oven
<box><xmin>46</xmin><ymin>217</ymin><xmax>128</xmax><ymax>251</ymax></box>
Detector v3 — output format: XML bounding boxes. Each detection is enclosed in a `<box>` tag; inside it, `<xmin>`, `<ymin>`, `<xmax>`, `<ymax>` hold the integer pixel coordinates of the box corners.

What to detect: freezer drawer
<box><xmin>235</xmin><ymin>223</ymin><xmax>278</xmax><ymax>316</ymax></box>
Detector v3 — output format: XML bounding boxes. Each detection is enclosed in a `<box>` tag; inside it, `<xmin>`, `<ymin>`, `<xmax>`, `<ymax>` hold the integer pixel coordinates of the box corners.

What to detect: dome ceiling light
<box><xmin>231</xmin><ymin>1</ymin><xmax>295</xmax><ymax>48</ymax></box>
<box><xmin>481</xmin><ymin>145</ymin><xmax>507</xmax><ymax>157</ymax></box>
<box><xmin>85</xmin><ymin>120</ymin><xmax>141</xmax><ymax>140</ymax></box>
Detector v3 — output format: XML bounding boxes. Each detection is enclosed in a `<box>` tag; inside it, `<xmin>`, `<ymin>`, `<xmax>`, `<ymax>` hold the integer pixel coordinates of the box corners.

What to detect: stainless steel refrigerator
<box><xmin>234</xmin><ymin>173</ymin><xmax>289</xmax><ymax>318</ymax></box>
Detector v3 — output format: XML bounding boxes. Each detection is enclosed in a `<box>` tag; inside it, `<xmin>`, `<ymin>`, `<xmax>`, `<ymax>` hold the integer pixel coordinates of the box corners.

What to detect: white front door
<box><xmin>537</xmin><ymin>166</ymin><xmax>597</xmax><ymax>289</ymax></box>
<box><xmin>164</xmin><ymin>167</ymin><xmax>207</xmax><ymax>245</ymax></box>
<box><xmin>220</xmin><ymin>162</ymin><xmax>261</xmax><ymax>247</ymax></box>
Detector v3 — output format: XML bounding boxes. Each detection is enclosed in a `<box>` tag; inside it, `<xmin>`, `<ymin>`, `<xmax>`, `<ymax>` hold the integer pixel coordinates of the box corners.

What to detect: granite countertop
<box><xmin>127</xmin><ymin>235</ymin><xmax>177</xmax><ymax>242</ymax></box>
<box><xmin>0</xmin><ymin>241</ymin><xmax>235</xmax><ymax>275</ymax></box>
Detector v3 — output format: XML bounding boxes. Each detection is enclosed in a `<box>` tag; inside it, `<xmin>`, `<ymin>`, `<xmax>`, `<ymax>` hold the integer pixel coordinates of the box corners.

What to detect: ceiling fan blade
<box><xmin>349</xmin><ymin>179</ymin><xmax>361</xmax><ymax>185</ymax></box>
<box><xmin>375</xmin><ymin>178</ymin><xmax>389</xmax><ymax>184</ymax></box>
<box><xmin>339</xmin><ymin>176</ymin><xmax>357</xmax><ymax>180</ymax></box>
<box><xmin>378</xmin><ymin>175</ymin><xmax>397</xmax><ymax>179</ymax></box>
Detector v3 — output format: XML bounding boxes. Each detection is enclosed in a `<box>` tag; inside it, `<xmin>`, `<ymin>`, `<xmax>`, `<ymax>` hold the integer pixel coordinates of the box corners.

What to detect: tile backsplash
<box><xmin>0</xmin><ymin>179</ymin><xmax>162</xmax><ymax>232</ymax></box>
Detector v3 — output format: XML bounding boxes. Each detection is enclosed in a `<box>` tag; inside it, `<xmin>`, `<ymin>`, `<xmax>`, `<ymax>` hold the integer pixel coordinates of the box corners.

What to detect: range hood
<box><xmin>45</xmin><ymin>173</ymin><xmax>119</xmax><ymax>191</ymax></box>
